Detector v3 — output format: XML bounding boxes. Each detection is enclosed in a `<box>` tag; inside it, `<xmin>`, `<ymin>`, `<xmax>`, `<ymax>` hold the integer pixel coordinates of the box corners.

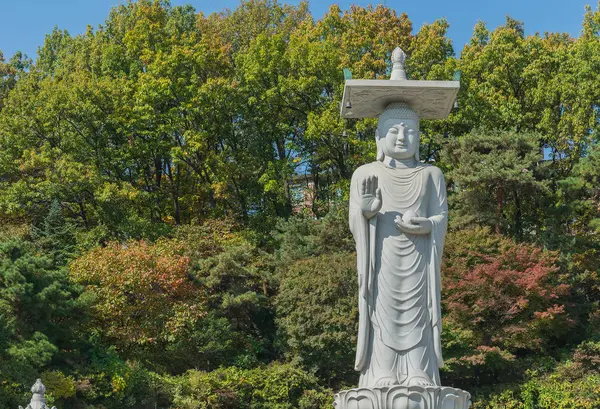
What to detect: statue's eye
<box><xmin>389</xmin><ymin>128</ymin><xmax>398</xmax><ymax>134</ymax></box>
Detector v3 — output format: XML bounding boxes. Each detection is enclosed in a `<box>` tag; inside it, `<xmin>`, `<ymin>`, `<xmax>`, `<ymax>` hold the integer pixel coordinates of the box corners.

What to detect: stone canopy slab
<box><xmin>340</xmin><ymin>79</ymin><xmax>460</xmax><ymax>120</ymax></box>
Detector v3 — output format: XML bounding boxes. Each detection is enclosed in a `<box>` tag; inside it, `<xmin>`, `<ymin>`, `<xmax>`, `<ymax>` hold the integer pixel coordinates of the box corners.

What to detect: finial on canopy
<box><xmin>390</xmin><ymin>47</ymin><xmax>407</xmax><ymax>80</ymax></box>
<box><xmin>339</xmin><ymin>46</ymin><xmax>459</xmax><ymax>119</ymax></box>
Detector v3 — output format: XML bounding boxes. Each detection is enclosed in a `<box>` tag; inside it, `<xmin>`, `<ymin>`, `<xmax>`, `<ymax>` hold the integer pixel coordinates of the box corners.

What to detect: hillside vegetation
<box><xmin>1</xmin><ymin>1</ymin><xmax>600</xmax><ymax>408</ymax></box>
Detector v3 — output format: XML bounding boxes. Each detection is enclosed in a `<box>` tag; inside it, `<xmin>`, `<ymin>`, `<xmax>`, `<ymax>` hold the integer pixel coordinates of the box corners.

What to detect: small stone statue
<box><xmin>18</xmin><ymin>379</ymin><xmax>57</xmax><ymax>409</ymax></box>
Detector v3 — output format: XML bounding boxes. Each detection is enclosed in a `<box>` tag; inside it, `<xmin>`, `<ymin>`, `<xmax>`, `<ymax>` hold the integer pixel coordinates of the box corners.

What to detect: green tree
<box><xmin>189</xmin><ymin>239</ymin><xmax>276</xmax><ymax>370</ymax></box>
<box><xmin>275</xmin><ymin>253</ymin><xmax>357</xmax><ymax>387</ymax></box>
<box><xmin>0</xmin><ymin>50</ymin><xmax>29</xmax><ymax>111</ymax></box>
<box><xmin>31</xmin><ymin>199</ymin><xmax>77</xmax><ymax>264</ymax></box>
<box><xmin>70</xmin><ymin>239</ymin><xmax>205</xmax><ymax>366</ymax></box>
<box><xmin>0</xmin><ymin>238</ymin><xmax>83</xmax><ymax>407</ymax></box>
<box><xmin>453</xmin><ymin>12</ymin><xmax>599</xmax><ymax>175</ymax></box>
<box><xmin>271</xmin><ymin>205</ymin><xmax>353</xmax><ymax>262</ymax></box>
<box><xmin>559</xmin><ymin>143</ymin><xmax>600</xmax><ymax>236</ymax></box>
<box><xmin>446</xmin><ymin>128</ymin><xmax>547</xmax><ymax>239</ymax></box>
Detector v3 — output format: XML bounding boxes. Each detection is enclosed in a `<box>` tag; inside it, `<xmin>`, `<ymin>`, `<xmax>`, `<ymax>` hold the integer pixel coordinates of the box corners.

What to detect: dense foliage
<box><xmin>1</xmin><ymin>1</ymin><xmax>600</xmax><ymax>408</ymax></box>
<box><xmin>70</xmin><ymin>240</ymin><xmax>205</xmax><ymax>366</ymax></box>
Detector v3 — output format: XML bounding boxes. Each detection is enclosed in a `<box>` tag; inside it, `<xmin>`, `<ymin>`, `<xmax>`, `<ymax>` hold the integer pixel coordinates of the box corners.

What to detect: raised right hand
<box><xmin>361</xmin><ymin>175</ymin><xmax>382</xmax><ymax>219</ymax></box>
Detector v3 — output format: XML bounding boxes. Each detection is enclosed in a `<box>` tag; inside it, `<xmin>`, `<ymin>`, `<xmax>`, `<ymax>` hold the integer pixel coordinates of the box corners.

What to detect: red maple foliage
<box><xmin>442</xmin><ymin>228</ymin><xmax>572</xmax><ymax>353</ymax></box>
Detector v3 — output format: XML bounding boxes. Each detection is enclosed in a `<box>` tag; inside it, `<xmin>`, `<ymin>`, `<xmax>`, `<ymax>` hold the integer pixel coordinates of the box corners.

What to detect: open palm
<box><xmin>361</xmin><ymin>175</ymin><xmax>382</xmax><ymax>219</ymax></box>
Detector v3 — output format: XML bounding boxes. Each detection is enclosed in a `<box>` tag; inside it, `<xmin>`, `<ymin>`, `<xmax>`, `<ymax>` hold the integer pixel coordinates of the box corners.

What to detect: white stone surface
<box><xmin>336</xmin><ymin>48</ymin><xmax>470</xmax><ymax>409</ymax></box>
<box><xmin>18</xmin><ymin>379</ymin><xmax>57</xmax><ymax>409</ymax></box>
<box><xmin>340</xmin><ymin>80</ymin><xmax>459</xmax><ymax>120</ymax></box>
<box><xmin>349</xmin><ymin>102</ymin><xmax>447</xmax><ymax>389</ymax></box>
<box><xmin>340</xmin><ymin>48</ymin><xmax>459</xmax><ymax>120</ymax></box>
<box><xmin>334</xmin><ymin>385</ymin><xmax>471</xmax><ymax>409</ymax></box>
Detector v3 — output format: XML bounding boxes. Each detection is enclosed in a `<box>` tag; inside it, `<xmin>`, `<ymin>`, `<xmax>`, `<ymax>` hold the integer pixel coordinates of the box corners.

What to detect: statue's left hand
<box><xmin>394</xmin><ymin>216</ymin><xmax>432</xmax><ymax>235</ymax></box>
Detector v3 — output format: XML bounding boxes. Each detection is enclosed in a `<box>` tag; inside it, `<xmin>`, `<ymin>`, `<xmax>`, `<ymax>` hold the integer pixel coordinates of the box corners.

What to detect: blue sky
<box><xmin>0</xmin><ymin>0</ymin><xmax>595</xmax><ymax>61</ymax></box>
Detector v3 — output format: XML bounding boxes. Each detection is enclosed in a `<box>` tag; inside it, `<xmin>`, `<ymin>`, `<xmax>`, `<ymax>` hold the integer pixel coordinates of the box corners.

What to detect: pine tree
<box><xmin>31</xmin><ymin>200</ymin><xmax>76</xmax><ymax>265</ymax></box>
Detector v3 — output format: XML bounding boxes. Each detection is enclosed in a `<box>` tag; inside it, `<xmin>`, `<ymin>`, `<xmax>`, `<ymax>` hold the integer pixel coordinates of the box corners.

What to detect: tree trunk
<box><xmin>514</xmin><ymin>187</ymin><xmax>522</xmax><ymax>239</ymax></box>
<box><xmin>496</xmin><ymin>184</ymin><xmax>503</xmax><ymax>235</ymax></box>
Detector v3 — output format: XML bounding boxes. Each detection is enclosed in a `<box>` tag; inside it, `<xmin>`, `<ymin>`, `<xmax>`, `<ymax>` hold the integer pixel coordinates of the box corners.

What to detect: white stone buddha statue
<box><xmin>335</xmin><ymin>46</ymin><xmax>468</xmax><ymax>409</ymax></box>
<box><xmin>349</xmin><ymin>102</ymin><xmax>448</xmax><ymax>388</ymax></box>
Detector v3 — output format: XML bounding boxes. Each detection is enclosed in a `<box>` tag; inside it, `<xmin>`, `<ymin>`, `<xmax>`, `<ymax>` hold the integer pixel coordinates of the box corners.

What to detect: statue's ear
<box><xmin>377</xmin><ymin>146</ymin><xmax>385</xmax><ymax>162</ymax></box>
<box><xmin>375</xmin><ymin>128</ymin><xmax>384</xmax><ymax>161</ymax></box>
<box><xmin>414</xmin><ymin>131</ymin><xmax>421</xmax><ymax>162</ymax></box>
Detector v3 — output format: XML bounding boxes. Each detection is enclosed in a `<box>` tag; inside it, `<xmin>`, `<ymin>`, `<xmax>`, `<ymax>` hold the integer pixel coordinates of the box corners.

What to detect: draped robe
<box><xmin>349</xmin><ymin>161</ymin><xmax>448</xmax><ymax>387</ymax></box>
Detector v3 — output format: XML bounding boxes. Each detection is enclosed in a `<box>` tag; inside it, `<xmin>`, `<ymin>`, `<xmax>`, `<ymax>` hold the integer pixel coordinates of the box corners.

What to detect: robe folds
<box><xmin>349</xmin><ymin>161</ymin><xmax>448</xmax><ymax>387</ymax></box>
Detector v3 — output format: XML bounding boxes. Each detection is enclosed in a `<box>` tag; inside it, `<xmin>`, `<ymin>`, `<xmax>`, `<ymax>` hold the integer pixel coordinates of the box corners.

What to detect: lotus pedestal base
<box><xmin>333</xmin><ymin>385</ymin><xmax>471</xmax><ymax>409</ymax></box>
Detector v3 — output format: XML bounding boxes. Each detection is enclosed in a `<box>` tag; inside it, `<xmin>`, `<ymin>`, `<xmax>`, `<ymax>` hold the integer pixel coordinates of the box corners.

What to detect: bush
<box><xmin>444</xmin><ymin>228</ymin><xmax>572</xmax><ymax>351</ymax></box>
<box><xmin>441</xmin><ymin>228</ymin><xmax>573</xmax><ymax>387</ymax></box>
<box><xmin>475</xmin><ymin>374</ymin><xmax>600</xmax><ymax>409</ymax></box>
<box><xmin>275</xmin><ymin>253</ymin><xmax>358</xmax><ymax>387</ymax></box>
<box><xmin>72</xmin><ymin>357</ymin><xmax>174</xmax><ymax>409</ymax></box>
<box><xmin>173</xmin><ymin>362</ymin><xmax>332</xmax><ymax>409</ymax></box>
<box><xmin>70</xmin><ymin>239</ymin><xmax>205</xmax><ymax>365</ymax></box>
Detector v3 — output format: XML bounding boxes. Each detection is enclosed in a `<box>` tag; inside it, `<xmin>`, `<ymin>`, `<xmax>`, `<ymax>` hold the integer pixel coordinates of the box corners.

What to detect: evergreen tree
<box><xmin>446</xmin><ymin>128</ymin><xmax>547</xmax><ymax>239</ymax></box>
<box><xmin>31</xmin><ymin>199</ymin><xmax>77</xmax><ymax>265</ymax></box>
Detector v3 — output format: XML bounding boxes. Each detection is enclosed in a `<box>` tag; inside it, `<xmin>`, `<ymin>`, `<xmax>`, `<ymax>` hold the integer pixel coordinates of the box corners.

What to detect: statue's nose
<box><xmin>397</xmin><ymin>126</ymin><xmax>406</xmax><ymax>140</ymax></box>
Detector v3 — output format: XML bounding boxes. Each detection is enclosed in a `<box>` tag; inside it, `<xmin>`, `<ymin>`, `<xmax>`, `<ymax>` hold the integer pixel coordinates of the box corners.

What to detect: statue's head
<box><xmin>376</xmin><ymin>103</ymin><xmax>420</xmax><ymax>162</ymax></box>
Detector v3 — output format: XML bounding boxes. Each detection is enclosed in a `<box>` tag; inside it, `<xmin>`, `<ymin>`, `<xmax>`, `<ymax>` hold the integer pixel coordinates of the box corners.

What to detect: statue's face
<box><xmin>379</xmin><ymin>118</ymin><xmax>419</xmax><ymax>160</ymax></box>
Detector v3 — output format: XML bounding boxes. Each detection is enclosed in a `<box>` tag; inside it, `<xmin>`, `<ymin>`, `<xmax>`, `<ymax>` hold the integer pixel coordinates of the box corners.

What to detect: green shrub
<box><xmin>275</xmin><ymin>253</ymin><xmax>358</xmax><ymax>387</ymax></box>
<box><xmin>173</xmin><ymin>362</ymin><xmax>332</xmax><ymax>409</ymax></box>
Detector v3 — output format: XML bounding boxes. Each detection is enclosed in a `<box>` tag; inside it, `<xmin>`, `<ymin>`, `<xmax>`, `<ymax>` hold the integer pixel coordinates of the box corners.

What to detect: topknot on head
<box><xmin>377</xmin><ymin>103</ymin><xmax>420</xmax><ymax>128</ymax></box>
